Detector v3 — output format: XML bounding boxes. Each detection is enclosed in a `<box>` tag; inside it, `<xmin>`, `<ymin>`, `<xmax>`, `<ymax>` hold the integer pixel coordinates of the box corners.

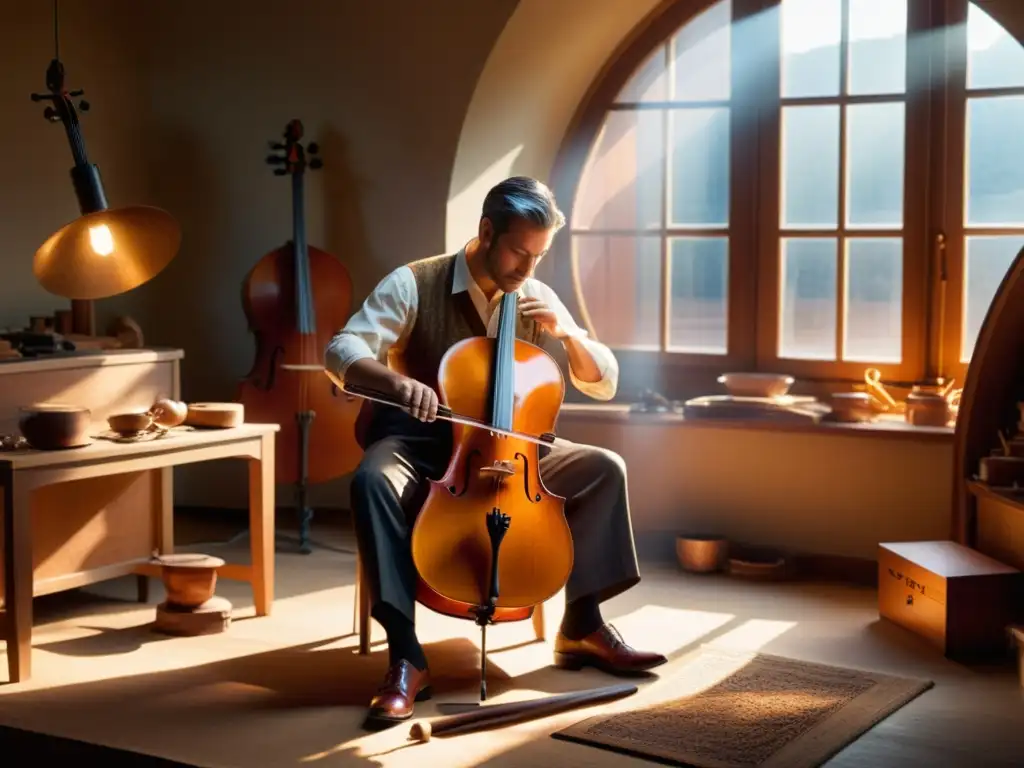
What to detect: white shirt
<box><xmin>324</xmin><ymin>247</ymin><xmax>618</xmax><ymax>401</ymax></box>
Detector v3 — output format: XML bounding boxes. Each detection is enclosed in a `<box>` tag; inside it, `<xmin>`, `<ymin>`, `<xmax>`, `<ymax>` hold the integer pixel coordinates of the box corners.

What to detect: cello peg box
<box><xmin>878</xmin><ymin>541</ymin><xmax>1024</xmax><ymax>660</ymax></box>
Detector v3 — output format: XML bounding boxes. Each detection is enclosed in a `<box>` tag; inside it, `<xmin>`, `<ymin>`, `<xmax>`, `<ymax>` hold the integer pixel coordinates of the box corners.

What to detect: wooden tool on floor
<box><xmin>407</xmin><ymin>683</ymin><xmax>637</xmax><ymax>742</ymax></box>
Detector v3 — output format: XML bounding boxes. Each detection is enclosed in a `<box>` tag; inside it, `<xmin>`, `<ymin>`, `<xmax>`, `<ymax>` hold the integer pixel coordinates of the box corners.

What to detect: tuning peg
<box><xmin>30</xmin><ymin>92</ymin><xmax>55</xmax><ymax>102</ymax></box>
<box><xmin>43</xmin><ymin>107</ymin><xmax>60</xmax><ymax>122</ymax></box>
<box><xmin>268</xmin><ymin>141</ymin><xmax>286</xmax><ymax>150</ymax></box>
<box><xmin>273</xmin><ymin>168</ymin><xmax>288</xmax><ymax>176</ymax></box>
<box><xmin>307</xmin><ymin>142</ymin><xmax>319</xmax><ymax>154</ymax></box>
<box><xmin>265</xmin><ymin>155</ymin><xmax>285</xmax><ymax>165</ymax></box>
<box><xmin>69</xmin><ymin>88</ymin><xmax>84</xmax><ymax>98</ymax></box>
<box><xmin>309</xmin><ymin>158</ymin><xmax>323</xmax><ymax>170</ymax></box>
<box><xmin>78</xmin><ymin>100</ymin><xmax>90</xmax><ymax>112</ymax></box>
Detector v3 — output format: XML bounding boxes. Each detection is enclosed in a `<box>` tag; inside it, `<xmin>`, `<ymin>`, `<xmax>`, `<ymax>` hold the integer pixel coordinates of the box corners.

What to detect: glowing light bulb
<box><xmin>88</xmin><ymin>224</ymin><xmax>114</xmax><ymax>256</ymax></box>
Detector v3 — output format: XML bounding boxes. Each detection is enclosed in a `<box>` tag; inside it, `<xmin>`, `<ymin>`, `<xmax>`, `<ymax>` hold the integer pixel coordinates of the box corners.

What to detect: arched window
<box><xmin>561</xmin><ymin>0</ymin><xmax>1024</xmax><ymax>388</ymax></box>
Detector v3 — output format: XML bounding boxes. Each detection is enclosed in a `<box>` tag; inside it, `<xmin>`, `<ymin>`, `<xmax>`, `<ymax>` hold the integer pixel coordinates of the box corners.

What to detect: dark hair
<box><xmin>481</xmin><ymin>176</ymin><xmax>566</xmax><ymax>238</ymax></box>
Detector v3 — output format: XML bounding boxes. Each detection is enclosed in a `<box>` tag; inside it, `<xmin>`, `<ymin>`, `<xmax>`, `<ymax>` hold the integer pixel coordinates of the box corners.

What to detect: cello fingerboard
<box><xmin>489</xmin><ymin>292</ymin><xmax>518</xmax><ymax>432</ymax></box>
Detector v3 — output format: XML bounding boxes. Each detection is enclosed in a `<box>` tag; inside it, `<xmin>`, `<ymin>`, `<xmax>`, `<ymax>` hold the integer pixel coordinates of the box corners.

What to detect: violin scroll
<box><xmin>265</xmin><ymin>119</ymin><xmax>323</xmax><ymax>177</ymax></box>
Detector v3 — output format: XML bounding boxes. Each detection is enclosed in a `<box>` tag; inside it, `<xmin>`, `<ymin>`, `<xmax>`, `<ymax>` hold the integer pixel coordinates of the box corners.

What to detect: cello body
<box><xmin>239</xmin><ymin>241</ymin><xmax>363</xmax><ymax>484</ymax></box>
<box><xmin>238</xmin><ymin>119</ymin><xmax>363</xmax><ymax>487</ymax></box>
<box><xmin>410</xmin><ymin>294</ymin><xmax>574</xmax><ymax>624</ymax></box>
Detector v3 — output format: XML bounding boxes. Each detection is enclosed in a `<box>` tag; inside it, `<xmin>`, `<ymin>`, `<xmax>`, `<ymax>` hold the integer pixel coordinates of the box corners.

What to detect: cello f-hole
<box><xmin>514</xmin><ymin>452</ymin><xmax>541</xmax><ymax>503</ymax></box>
<box><xmin>257</xmin><ymin>345</ymin><xmax>285</xmax><ymax>391</ymax></box>
<box><xmin>449</xmin><ymin>448</ymin><xmax>482</xmax><ymax>496</ymax></box>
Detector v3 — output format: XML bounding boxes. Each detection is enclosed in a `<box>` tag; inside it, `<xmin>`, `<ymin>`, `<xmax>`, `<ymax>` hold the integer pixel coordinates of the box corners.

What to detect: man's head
<box><xmin>477</xmin><ymin>176</ymin><xmax>565</xmax><ymax>293</ymax></box>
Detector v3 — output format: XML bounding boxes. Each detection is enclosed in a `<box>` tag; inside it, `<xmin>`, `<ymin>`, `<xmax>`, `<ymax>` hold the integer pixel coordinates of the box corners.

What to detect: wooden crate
<box><xmin>878</xmin><ymin>540</ymin><xmax>1024</xmax><ymax>659</ymax></box>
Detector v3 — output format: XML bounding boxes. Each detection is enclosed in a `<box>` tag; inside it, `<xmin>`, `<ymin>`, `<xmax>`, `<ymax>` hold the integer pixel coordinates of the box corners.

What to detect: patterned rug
<box><xmin>552</xmin><ymin>648</ymin><xmax>933</xmax><ymax>767</ymax></box>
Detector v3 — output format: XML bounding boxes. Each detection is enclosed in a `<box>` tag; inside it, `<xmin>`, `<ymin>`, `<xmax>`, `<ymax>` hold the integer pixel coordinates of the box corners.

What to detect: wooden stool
<box><xmin>351</xmin><ymin>549</ymin><xmax>547</xmax><ymax>654</ymax></box>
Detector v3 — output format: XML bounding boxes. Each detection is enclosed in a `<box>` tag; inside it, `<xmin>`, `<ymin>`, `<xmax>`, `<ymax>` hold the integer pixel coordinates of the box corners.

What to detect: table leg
<box><xmin>138</xmin><ymin>466</ymin><xmax>175</xmax><ymax>604</ymax></box>
<box><xmin>3</xmin><ymin>474</ymin><xmax>33</xmax><ymax>684</ymax></box>
<box><xmin>249</xmin><ymin>433</ymin><xmax>275</xmax><ymax>616</ymax></box>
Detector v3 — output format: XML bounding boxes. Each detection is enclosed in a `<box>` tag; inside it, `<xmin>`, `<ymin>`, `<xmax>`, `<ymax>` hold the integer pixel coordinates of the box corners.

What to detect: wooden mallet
<box><xmin>407</xmin><ymin>683</ymin><xmax>637</xmax><ymax>742</ymax></box>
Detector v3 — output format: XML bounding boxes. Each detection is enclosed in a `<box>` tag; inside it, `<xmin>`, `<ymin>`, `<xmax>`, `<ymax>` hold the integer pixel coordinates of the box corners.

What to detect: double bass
<box><xmin>325</xmin><ymin>290</ymin><xmax>574</xmax><ymax>700</ymax></box>
<box><xmin>239</xmin><ymin>119</ymin><xmax>363</xmax><ymax>552</ymax></box>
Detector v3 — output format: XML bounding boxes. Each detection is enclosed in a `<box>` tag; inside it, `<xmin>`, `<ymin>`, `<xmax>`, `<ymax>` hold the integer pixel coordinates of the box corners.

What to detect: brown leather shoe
<box><xmin>364</xmin><ymin>659</ymin><xmax>432</xmax><ymax>729</ymax></box>
<box><xmin>554</xmin><ymin>624</ymin><xmax>667</xmax><ymax>675</ymax></box>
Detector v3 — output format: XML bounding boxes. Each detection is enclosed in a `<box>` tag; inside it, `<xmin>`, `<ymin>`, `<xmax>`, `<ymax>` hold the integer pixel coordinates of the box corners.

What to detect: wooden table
<box><xmin>1</xmin><ymin>423</ymin><xmax>279</xmax><ymax>684</ymax></box>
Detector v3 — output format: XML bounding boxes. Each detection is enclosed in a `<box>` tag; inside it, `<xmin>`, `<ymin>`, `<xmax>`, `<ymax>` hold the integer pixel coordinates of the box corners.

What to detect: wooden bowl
<box><xmin>108</xmin><ymin>411</ymin><xmax>154</xmax><ymax>435</ymax></box>
<box><xmin>676</xmin><ymin>535</ymin><xmax>728</xmax><ymax>573</ymax></box>
<box><xmin>830</xmin><ymin>392</ymin><xmax>875</xmax><ymax>422</ymax></box>
<box><xmin>727</xmin><ymin>546</ymin><xmax>789</xmax><ymax>580</ymax></box>
<box><xmin>717</xmin><ymin>373</ymin><xmax>795</xmax><ymax>398</ymax></box>
<box><xmin>153</xmin><ymin>553</ymin><xmax>225</xmax><ymax>608</ymax></box>
<box><xmin>18</xmin><ymin>403</ymin><xmax>91</xmax><ymax>449</ymax></box>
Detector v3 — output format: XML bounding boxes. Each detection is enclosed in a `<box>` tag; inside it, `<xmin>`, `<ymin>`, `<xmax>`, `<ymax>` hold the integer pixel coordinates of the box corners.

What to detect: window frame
<box><xmin>549</xmin><ymin>0</ymin><xmax>1014</xmax><ymax>391</ymax></box>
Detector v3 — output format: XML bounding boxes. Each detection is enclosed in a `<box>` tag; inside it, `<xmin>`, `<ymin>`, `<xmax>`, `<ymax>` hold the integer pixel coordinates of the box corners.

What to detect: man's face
<box><xmin>479</xmin><ymin>217</ymin><xmax>556</xmax><ymax>293</ymax></box>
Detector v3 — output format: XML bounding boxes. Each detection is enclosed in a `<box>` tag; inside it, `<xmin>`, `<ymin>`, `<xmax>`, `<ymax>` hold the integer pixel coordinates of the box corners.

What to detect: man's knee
<box><xmin>351</xmin><ymin>442</ymin><xmax>400</xmax><ymax>511</ymax></box>
<box><xmin>350</xmin><ymin>438</ymin><xmax>420</xmax><ymax>522</ymax></box>
<box><xmin>587</xmin><ymin>445</ymin><xmax>627</xmax><ymax>484</ymax></box>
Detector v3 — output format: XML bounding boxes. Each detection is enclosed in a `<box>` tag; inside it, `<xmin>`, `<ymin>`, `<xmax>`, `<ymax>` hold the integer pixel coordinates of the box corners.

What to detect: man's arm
<box><xmin>324</xmin><ymin>267</ymin><xmax>415</xmax><ymax>396</ymax></box>
<box><xmin>521</xmin><ymin>282</ymin><xmax>619</xmax><ymax>401</ymax></box>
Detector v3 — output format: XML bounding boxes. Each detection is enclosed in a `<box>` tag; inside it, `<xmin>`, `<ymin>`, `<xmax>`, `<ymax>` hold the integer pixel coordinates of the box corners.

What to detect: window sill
<box><xmin>557</xmin><ymin>403</ymin><xmax>954</xmax><ymax>443</ymax></box>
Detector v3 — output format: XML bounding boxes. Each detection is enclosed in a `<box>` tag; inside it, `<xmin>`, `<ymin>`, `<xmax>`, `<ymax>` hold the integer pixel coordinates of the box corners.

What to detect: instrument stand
<box><xmin>469</xmin><ymin>508</ymin><xmax>510</xmax><ymax>702</ymax></box>
<box><xmin>292</xmin><ymin>410</ymin><xmax>315</xmax><ymax>555</ymax></box>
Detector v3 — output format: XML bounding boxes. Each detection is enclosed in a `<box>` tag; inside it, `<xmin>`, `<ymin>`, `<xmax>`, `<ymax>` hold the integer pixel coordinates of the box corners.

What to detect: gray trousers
<box><xmin>349</xmin><ymin>420</ymin><xmax>641</xmax><ymax>624</ymax></box>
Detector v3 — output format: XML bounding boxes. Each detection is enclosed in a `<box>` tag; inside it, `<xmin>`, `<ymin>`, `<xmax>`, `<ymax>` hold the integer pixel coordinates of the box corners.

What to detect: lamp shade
<box><xmin>33</xmin><ymin>205</ymin><xmax>181</xmax><ymax>300</ymax></box>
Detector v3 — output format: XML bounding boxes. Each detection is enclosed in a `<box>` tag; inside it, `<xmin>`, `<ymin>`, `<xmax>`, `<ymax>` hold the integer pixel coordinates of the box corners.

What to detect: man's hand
<box><xmin>519</xmin><ymin>297</ymin><xmax>569</xmax><ymax>340</ymax></box>
<box><xmin>392</xmin><ymin>376</ymin><xmax>439</xmax><ymax>422</ymax></box>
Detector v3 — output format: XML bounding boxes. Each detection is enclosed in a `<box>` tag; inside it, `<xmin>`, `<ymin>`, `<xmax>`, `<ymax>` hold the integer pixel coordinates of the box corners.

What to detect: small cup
<box><xmin>108</xmin><ymin>411</ymin><xmax>154</xmax><ymax>436</ymax></box>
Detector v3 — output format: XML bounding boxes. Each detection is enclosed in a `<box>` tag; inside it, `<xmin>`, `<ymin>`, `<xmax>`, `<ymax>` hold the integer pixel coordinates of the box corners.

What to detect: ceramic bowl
<box><xmin>18</xmin><ymin>404</ymin><xmax>91</xmax><ymax>449</ymax></box>
<box><xmin>717</xmin><ymin>373</ymin><xmax>795</xmax><ymax>398</ymax></box>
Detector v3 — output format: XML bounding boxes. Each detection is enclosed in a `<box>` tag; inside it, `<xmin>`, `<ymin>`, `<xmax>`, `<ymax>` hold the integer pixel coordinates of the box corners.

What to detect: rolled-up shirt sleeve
<box><xmin>532</xmin><ymin>282</ymin><xmax>619</xmax><ymax>401</ymax></box>
<box><xmin>324</xmin><ymin>266</ymin><xmax>416</xmax><ymax>378</ymax></box>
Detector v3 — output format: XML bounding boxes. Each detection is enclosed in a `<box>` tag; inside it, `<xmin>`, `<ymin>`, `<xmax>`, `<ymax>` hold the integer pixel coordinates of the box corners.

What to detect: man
<box><xmin>324</xmin><ymin>176</ymin><xmax>665</xmax><ymax>729</ymax></box>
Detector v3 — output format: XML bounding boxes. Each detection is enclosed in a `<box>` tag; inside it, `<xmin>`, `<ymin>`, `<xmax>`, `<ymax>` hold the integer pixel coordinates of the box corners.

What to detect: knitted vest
<box><xmin>355</xmin><ymin>252</ymin><xmax>541</xmax><ymax>447</ymax></box>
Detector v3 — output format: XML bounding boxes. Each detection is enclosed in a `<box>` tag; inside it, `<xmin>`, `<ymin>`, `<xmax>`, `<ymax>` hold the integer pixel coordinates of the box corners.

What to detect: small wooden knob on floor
<box><xmin>409</xmin><ymin>722</ymin><xmax>432</xmax><ymax>742</ymax></box>
<box><xmin>185</xmin><ymin>402</ymin><xmax>244</xmax><ymax>428</ymax></box>
<box><xmin>153</xmin><ymin>596</ymin><xmax>232</xmax><ymax>636</ymax></box>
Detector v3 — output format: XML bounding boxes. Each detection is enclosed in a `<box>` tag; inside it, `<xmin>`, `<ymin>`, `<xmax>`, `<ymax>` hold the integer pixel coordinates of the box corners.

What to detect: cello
<box><xmin>324</xmin><ymin>289</ymin><xmax>574</xmax><ymax>700</ymax></box>
<box><xmin>239</xmin><ymin>119</ymin><xmax>363</xmax><ymax>553</ymax></box>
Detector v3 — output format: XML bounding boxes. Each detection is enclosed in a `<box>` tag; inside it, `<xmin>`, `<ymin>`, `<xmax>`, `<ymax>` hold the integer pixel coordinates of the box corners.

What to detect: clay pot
<box><xmin>154</xmin><ymin>553</ymin><xmax>225</xmax><ymax>608</ymax></box>
<box><xmin>905</xmin><ymin>386</ymin><xmax>952</xmax><ymax>427</ymax></box>
<box><xmin>676</xmin><ymin>534</ymin><xmax>728</xmax><ymax>573</ymax></box>
<box><xmin>18</xmin><ymin>404</ymin><xmax>91</xmax><ymax>449</ymax></box>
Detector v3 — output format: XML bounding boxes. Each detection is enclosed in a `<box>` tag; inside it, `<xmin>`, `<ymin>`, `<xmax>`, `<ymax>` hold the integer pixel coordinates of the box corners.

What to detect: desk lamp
<box><xmin>30</xmin><ymin>1</ymin><xmax>180</xmax><ymax>336</ymax></box>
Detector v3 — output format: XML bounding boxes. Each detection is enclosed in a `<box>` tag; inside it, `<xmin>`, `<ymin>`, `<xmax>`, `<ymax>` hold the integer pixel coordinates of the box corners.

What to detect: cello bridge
<box><xmin>478</xmin><ymin>460</ymin><xmax>516</xmax><ymax>478</ymax></box>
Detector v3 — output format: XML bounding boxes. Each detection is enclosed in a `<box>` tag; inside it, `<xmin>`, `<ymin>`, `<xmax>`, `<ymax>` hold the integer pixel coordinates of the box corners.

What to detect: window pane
<box><xmin>962</xmin><ymin>235</ymin><xmax>1024</xmax><ymax>361</ymax></box>
<box><xmin>844</xmin><ymin>238</ymin><xmax>903</xmax><ymax>362</ymax></box>
<box><xmin>573</xmin><ymin>110</ymin><xmax>664</xmax><ymax>230</ymax></box>
<box><xmin>671</xmin><ymin>0</ymin><xmax>731</xmax><ymax>101</ymax></box>
<box><xmin>616</xmin><ymin>46</ymin><xmax>668</xmax><ymax>103</ymax></box>
<box><xmin>668</xmin><ymin>237</ymin><xmax>728</xmax><ymax>353</ymax></box>
<box><xmin>670</xmin><ymin>108</ymin><xmax>730</xmax><ymax>227</ymax></box>
<box><xmin>847</xmin><ymin>0</ymin><xmax>907</xmax><ymax>96</ymax></box>
<box><xmin>967</xmin><ymin>2</ymin><xmax>1024</xmax><ymax>91</ymax></box>
<box><xmin>846</xmin><ymin>102</ymin><xmax>905</xmax><ymax>228</ymax></box>
<box><xmin>781</xmin><ymin>105</ymin><xmax>840</xmax><ymax>228</ymax></box>
<box><xmin>780</xmin><ymin>0</ymin><xmax>841</xmax><ymax>98</ymax></box>
<box><xmin>966</xmin><ymin>96</ymin><xmax>1024</xmax><ymax>227</ymax></box>
<box><xmin>780</xmin><ymin>238</ymin><xmax>837</xmax><ymax>359</ymax></box>
<box><xmin>573</xmin><ymin>235</ymin><xmax>662</xmax><ymax>349</ymax></box>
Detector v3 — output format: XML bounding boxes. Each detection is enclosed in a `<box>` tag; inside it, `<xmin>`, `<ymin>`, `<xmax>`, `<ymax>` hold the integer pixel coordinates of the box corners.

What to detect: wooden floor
<box><xmin>0</xmin><ymin>509</ymin><xmax>1021</xmax><ymax>767</ymax></box>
